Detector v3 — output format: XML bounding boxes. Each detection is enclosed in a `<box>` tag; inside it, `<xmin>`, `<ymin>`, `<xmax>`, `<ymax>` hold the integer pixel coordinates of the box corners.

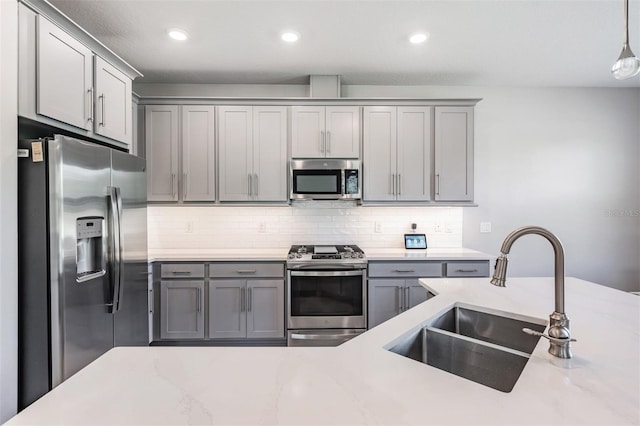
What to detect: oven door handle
<box><xmin>289</xmin><ymin>332</ymin><xmax>362</xmax><ymax>340</ymax></box>
<box><xmin>290</xmin><ymin>269</ymin><xmax>364</xmax><ymax>277</ymax></box>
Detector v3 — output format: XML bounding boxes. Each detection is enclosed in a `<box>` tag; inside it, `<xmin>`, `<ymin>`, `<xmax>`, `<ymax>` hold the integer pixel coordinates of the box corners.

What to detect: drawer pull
<box><xmin>393</xmin><ymin>269</ymin><xmax>415</xmax><ymax>273</ymax></box>
<box><xmin>456</xmin><ymin>269</ymin><xmax>478</xmax><ymax>273</ymax></box>
<box><xmin>236</xmin><ymin>269</ymin><xmax>257</xmax><ymax>274</ymax></box>
<box><xmin>170</xmin><ymin>271</ymin><xmax>191</xmax><ymax>275</ymax></box>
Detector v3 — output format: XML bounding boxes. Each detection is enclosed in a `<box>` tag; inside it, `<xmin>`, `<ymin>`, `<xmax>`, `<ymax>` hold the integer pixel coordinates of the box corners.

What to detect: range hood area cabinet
<box><xmin>145</xmin><ymin>105</ymin><xmax>216</xmax><ymax>202</ymax></box>
<box><xmin>218</xmin><ymin>106</ymin><xmax>288</xmax><ymax>202</ymax></box>
<box><xmin>18</xmin><ymin>3</ymin><xmax>139</xmax><ymax>149</ymax></box>
<box><xmin>290</xmin><ymin>106</ymin><xmax>360</xmax><ymax>159</ymax></box>
<box><xmin>362</xmin><ymin>105</ymin><xmax>475</xmax><ymax>203</ymax></box>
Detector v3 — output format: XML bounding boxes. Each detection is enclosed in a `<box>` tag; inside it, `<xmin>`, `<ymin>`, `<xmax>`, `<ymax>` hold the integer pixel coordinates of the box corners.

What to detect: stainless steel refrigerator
<box><xmin>18</xmin><ymin>134</ymin><xmax>148</xmax><ymax>409</ymax></box>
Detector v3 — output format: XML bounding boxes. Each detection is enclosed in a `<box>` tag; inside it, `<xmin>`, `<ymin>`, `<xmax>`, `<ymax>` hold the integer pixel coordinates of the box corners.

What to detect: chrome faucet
<box><xmin>491</xmin><ymin>226</ymin><xmax>575</xmax><ymax>359</ymax></box>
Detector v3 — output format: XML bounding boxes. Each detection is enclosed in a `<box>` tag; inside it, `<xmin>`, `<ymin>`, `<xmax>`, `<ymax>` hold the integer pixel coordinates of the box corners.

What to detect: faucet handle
<box><xmin>522</xmin><ymin>328</ymin><xmax>577</xmax><ymax>344</ymax></box>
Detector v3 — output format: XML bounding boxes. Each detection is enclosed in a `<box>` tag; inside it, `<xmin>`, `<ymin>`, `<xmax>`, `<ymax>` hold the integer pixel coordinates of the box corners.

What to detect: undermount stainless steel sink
<box><xmin>387</xmin><ymin>304</ymin><xmax>547</xmax><ymax>393</ymax></box>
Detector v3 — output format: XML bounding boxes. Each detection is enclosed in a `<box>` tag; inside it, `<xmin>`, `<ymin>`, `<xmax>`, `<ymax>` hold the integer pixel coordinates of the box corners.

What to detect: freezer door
<box><xmin>48</xmin><ymin>135</ymin><xmax>114</xmax><ymax>388</ymax></box>
<box><xmin>111</xmin><ymin>150</ymin><xmax>149</xmax><ymax>346</ymax></box>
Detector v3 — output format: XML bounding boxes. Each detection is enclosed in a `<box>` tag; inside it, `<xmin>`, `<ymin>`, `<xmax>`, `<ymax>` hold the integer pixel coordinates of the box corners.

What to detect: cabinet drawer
<box><xmin>445</xmin><ymin>261</ymin><xmax>490</xmax><ymax>277</ymax></box>
<box><xmin>161</xmin><ymin>263</ymin><xmax>205</xmax><ymax>278</ymax></box>
<box><xmin>209</xmin><ymin>262</ymin><xmax>284</xmax><ymax>278</ymax></box>
<box><xmin>368</xmin><ymin>262</ymin><xmax>443</xmax><ymax>278</ymax></box>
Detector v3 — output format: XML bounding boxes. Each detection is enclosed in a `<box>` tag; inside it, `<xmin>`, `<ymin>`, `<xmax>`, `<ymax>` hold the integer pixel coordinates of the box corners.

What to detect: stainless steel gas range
<box><xmin>286</xmin><ymin>245</ymin><xmax>367</xmax><ymax>347</ymax></box>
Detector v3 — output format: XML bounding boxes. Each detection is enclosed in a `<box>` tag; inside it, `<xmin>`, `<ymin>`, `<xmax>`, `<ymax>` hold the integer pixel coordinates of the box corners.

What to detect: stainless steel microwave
<box><xmin>290</xmin><ymin>159</ymin><xmax>361</xmax><ymax>200</ymax></box>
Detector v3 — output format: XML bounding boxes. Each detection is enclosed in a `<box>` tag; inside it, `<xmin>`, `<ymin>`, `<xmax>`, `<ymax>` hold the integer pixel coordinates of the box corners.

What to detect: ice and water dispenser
<box><xmin>76</xmin><ymin>217</ymin><xmax>106</xmax><ymax>282</ymax></box>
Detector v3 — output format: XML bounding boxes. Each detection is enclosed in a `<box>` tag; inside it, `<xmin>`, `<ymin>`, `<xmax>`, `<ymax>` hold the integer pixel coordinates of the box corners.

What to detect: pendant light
<box><xmin>612</xmin><ymin>0</ymin><xmax>640</xmax><ymax>79</ymax></box>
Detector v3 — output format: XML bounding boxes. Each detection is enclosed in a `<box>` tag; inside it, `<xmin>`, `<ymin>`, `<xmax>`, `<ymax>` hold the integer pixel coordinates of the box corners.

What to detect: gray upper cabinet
<box><xmin>35</xmin><ymin>15</ymin><xmax>93</xmax><ymax>131</ymax></box>
<box><xmin>93</xmin><ymin>57</ymin><xmax>133</xmax><ymax>144</ymax></box>
<box><xmin>363</xmin><ymin>106</ymin><xmax>432</xmax><ymax>202</ymax></box>
<box><xmin>291</xmin><ymin>106</ymin><xmax>360</xmax><ymax>158</ymax></box>
<box><xmin>145</xmin><ymin>105</ymin><xmax>215</xmax><ymax>202</ymax></box>
<box><xmin>146</xmin><ymin>105</ymin><xmax>179</xmax><ymax>202</ymax></box>
<box><xmin>18</xmin><ymin>6</ymin><xmax>138</xmax><ymax>148</ymax></box>
<box><xmin>218</xmin><ymin>106</ymin><xmax>287</xmax><ymax>202</ymax></box>
<box><xmin>434</xmin><ymin>107</ymin><xmax>474</xmax><ymax>201</ymax></box>
<box><xmin>182</xmin><ymin>106</ymin><xmax>216</xmax><ymax>201</ymax></box>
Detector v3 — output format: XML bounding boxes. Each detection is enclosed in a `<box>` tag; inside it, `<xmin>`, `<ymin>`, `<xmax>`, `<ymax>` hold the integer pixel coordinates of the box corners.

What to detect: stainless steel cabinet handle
<box><xmin>456</xmin><ymin>269</ymin><xmax>479</xmax><ymax>273</ymax></box>
<box><xmin>241</xmin><ymin>288</ymin><xmax>245</xmax><ymax>312</ymax></box>
<box><xmin>392</xmin><ymin>174</ymin><xmax>396</xmax><ymax>195</ymax></box>
<box><xmin>397</xmin><ymin>286</ymin><xmax>403</xmax><ymax>312</ymax></box>
<box><xmin>235</xmin><ymin>269</ymin><xmax>257</xmax><ymax>274</ymax></box>
<box><xmin>436</xmin><ymin>173</ymin><xmax>440</xmax><ymax>196</ymax></box>
<box><xmin>99</xmin><ymin>94</ymin><xmax>105</xmax><ymax>127</ymax></box>
<box><xmin>183</xmin><ymin>173</ymin><xmax>188</xmax><ymax>197</ymax></box>
<box><xmin>327</xmin><ymin>131</ymin><xmax>331</xmax><ymax>154</ymax></box>
<box><xmin>248</xmin><ymin>174</ymin><xmax>252</xmax><ymax>196</ymax></box>
<box><xmin>171</xmin><ymin>271</ymin><xmax>191</xmax><ymax>276</ymax></box>
<box><xmin>87</xmin><ymin>87</ymin><xmax>94</xmax><ymax>123</ymax></box>
<box><xmin>171</xmin><ymin>173</ymin><xmax>177</xmax><ymax>199</ymax></box>
<box><xmin>393</xmin><ymin>269</ymin><xmax>416</xmax><ymax>273</ymax></box>
<box><xmin>321</xmin><ymin>130</ymin><xmax>325</xmax><ymax>154</ymax></box>
<box><xmin>254</xmin><ymin>173</ymin><xmax>259</xmax><ymax>197</ymax></box>
<box><xmin>397</xmin><ymin>174</ymin><xmax>401</xmax><ymax>196</ymax></box>
<box><xmin>247</xmin><ymin>287</ymin><xmax>252</xmax><ymax>312</ymax></box>
<box><xmin>196</xmin><ymin>288</ymin><xmax>201</xmax><ymax>313</ymax></box>
<box><xmin>404</xmin><ymin>287</ymin><xmax>410</xmax><ymax>310</ymax></box>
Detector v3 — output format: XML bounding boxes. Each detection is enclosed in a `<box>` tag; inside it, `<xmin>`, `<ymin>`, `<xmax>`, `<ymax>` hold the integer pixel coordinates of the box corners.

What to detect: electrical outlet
<box><xmin>435</xmin><ymin>223</ymin><xmax>443</xmax><ymax>233</ymax></box>
<box><xmin>480</xmin><ymin>222</ymin><xmax>492</xmax><ymax>233</ymax></box>
<box><xmin>186</xmin><ymin>221</ymin><xmax>194</xmax><ymax>233</ymax></box>
<box><xmin>375</xmin><ymin>222</ymin><xmax>382</xmax><ymax>233</ymax></box>
<box><xmin>259</xmin><ymin>222</ymin><xmax>267</xmax><ymax>233</ymax></box>
<box><xmin>445</xmin><ymin>223</ymin><xmax>452</xmax><ymax>233</ymax></box>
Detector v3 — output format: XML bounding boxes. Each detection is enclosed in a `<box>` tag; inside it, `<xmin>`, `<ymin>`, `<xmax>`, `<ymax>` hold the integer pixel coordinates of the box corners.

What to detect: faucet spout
<box><xmin>490</xmin><ymin>226</ymin><xmax>574</xmax><ymax>359</ymax></box>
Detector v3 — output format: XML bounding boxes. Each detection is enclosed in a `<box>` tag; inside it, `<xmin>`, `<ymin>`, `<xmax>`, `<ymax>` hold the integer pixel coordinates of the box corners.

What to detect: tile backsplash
<box><xmin>148</xmin><ymin>203</ymin><xmax>463</xmax><ymax>250</ymax></box>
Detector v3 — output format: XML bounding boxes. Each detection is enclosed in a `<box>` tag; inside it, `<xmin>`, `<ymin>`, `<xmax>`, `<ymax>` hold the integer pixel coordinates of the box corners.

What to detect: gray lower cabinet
<box><xmin>208</xmin><ymin>279</ymin><xmax>284</xmax><ymax>339</ymax></box>
<box><xmin>367</xmin><ymin>259</ymin><xmax>490</xmax><ymax>328</ymax></box>
<box><xmin>368</xmin><ymin>279</ymin><xmax>430</xmax><ymax>329</ymax></box>
<box><xmin>160</xmin><ymin>280</ymin><xmax>205</xmax><ymax>339</ymax></box>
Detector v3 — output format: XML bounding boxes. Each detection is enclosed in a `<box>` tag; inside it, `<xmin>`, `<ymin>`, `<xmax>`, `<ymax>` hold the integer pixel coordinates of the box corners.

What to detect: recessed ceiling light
<box><xmin>409</xmin><ymin>33</ymin><xmax>429</xmax><ymax>44</ymax></box>
<box><xmin>281</xmin><ymin>31</ymin><xmax>300</xmax><ymax>43</ymax></box>
<box><xmin>168</xmin><ymin>28</ymin><xmax>189</xmax><ymax>41</ymax></box>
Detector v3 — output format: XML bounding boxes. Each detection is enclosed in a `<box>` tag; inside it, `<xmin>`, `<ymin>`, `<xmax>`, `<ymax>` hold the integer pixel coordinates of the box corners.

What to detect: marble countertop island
<box><xmin>6</xmin><ymin>277</ymin><xmax>639</xmax><ymax>425</ymax></box>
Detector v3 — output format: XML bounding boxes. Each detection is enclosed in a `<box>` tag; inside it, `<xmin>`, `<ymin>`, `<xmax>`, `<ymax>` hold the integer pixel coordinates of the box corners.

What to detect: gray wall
<box><xmin>345</xmin><ymin>85</ymin><xmax>640</xmax><ymax>291</ymax></box>
<box><xmin>0</xmin><ymin>0</ymin><xmax>18</xmax><ymax>422</ymax></box>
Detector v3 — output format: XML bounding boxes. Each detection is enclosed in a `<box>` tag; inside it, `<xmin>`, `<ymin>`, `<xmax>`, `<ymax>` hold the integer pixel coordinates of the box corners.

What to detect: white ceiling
<box><xmin>48</xmin><ymin>0</ymin><xmax>640</xmax><ymax>88</ymax></box>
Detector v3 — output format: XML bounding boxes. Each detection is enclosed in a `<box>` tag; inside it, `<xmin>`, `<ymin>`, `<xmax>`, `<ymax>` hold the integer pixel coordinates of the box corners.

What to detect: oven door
<box><xmin>287</xmin><ymin>269</ymin><xmax>367</xmax><ymax>329</ymax></box>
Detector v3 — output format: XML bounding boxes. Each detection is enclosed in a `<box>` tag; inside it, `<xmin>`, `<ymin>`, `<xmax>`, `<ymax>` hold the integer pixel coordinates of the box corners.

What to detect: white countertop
<box><xmin>149</xmin><ymin>247</ymin><xmax>494</xmax><ymax>262</ymax></box>
<box><xmin>363</xmin><ymin>247</ymin><xmax>495</xmax><ymax>261</ymax></box>
<box><xmin>7</xmin><ymin>277</ymin><xmax>639</xmax><ymax>425</ymax></box>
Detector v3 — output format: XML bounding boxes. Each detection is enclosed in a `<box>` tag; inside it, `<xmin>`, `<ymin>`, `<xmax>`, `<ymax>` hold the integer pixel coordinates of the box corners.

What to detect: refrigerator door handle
<box><xmin>108</xmin><ymin>186</ymin><xmax>123</xmax><ymax>313</ymax></box>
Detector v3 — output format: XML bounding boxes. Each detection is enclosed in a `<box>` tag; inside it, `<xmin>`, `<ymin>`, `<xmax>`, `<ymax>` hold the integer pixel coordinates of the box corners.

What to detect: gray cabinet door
<box><xmin>36</xmin><ymin>15</ymin><xmax>93</xmax><ymax>131</ymax></box>
<box><xmin>182</xmin><ymin>106</ymin><xmax>215</xmax><ymax>201</ymax></box>
<box><xmin>434</xmin><ymin>107</ymin><xmax>474</xmax><ymax>201</ymax></box>
<box><xmin>363</xmin><ymin>106</ymin><xmax>397</xmax><ymax>201</ymax></box>
<box><xmin>160</xmin><ymin>280</ymin><xmax>204</xmax><ymax>339</ymax></box>
<box><xmin>325</xmin><ymin>106</ymin><xmax>360</xmax><ymax>158</ymax></box>
<box><xmin>209</xmin><ymin>280</ymin><xmax>246</xmax><ymax>339</ymax></box>
<box><xmin>93</xmin><ymin>56</ymin><xmax>132</xmax><ymax>145</ymax></box>
<box><xmin>146</xmin><ymin>105</ymin><xmax>179</xmax><ymax>201</ymax></box>
<box><xmin>405</xmin><ymin>279</ymin><xmax>428</xmax><ymax>309</ymax></box>
<box><xmin>218</xmin><ymin>106</ymin><xmax>252</xmax><ymax>201</ymax></box>
<box><xmin>253</xmin><ymin>107</ymin><xmax>287</xmax><ymax>202</ymax></box>
<box><xmin>246</xmin><ymin>280</ymin><xmax>284</xmax><ymax>338</ymax></box>
<box><xmin>368</xmin><ymin>279</ymin><xmax>403</xmax><ymax>328</ymax></box>
<box><xmin>291</xmin><ymin>106</ymin><xmax>325</xmax><ymax>157</ymax></box>
<box><xmin>397</xmin><ymin>107</ymin><xmax>432</xmax><ymax>201</ymax></box>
